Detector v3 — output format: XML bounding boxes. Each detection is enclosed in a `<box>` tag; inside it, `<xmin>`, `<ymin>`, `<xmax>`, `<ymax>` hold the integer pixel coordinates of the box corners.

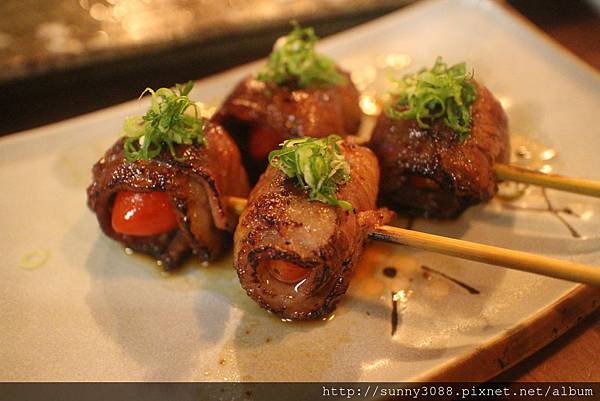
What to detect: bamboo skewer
<box><xmin>494</xmin><ymin>163</ymin><xmax>600</xmax><ymax>198</ymax></box>
<box><xmin>369</xmin><ymin>225</ymin><xmax>600</xmax><ymax>286</ymax></box>
<box><xmin>225</xmin><ymin>196</ymin><xmax>600</xmax><ymax>287</ymax></box>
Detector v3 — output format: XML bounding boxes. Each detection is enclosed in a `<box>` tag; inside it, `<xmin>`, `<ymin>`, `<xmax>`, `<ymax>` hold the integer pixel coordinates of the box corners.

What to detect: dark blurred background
<box><xmin>0</xmin><ymin>0</ymin><xmax>598</xmax><ymax>136</ymax></box>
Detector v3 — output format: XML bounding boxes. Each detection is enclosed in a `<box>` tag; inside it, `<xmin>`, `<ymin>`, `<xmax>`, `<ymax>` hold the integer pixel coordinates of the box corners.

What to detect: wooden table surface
<box><xmin>0</xmin><ymin>0</ymin><xmax>598</xmax><ymax>383</ymax></box>
<box><xmin>495</xmin><ymin>0</ymin><xmax>600</xmax><ymax>382</ymax></box>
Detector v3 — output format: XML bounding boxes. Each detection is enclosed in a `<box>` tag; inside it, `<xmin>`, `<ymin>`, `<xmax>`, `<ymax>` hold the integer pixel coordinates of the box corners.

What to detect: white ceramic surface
<box><xmin>1</xmin><ymin>0</ymin><xmax>599</xmax><ymax>382</ymax></box>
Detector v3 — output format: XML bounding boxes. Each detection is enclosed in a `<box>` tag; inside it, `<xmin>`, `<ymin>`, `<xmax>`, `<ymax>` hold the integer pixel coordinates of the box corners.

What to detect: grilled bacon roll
<box><xmin>234</xmin><ymin>141</ymin><xmax>393</xmax><ymax>319</ymax></box>
<box><xmin>87</xmin><ymin>121</ymin><xmax>250</xmax><ymax>270</ymax></box>
<box><xmin>369</xmin><ymin>80</ymin><xmax>509</xmax><ymax>218</ymax></box>
<box><xmin>213</xmin><ymin>72</ymin><xmax>361</xmax><ymax>181</ymax></box>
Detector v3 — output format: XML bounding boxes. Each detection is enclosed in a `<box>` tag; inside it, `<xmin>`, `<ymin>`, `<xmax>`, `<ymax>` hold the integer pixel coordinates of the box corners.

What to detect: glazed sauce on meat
<box><xmin>248</xmin><ymin>125</ymin><xmax>285</xmax><ymax>162</ymax></box>
<box><xmin>111</xmin><ymin>191</ymin><xmax>178</xmax><ymax>236</ymax></box>
<box><xmin>406</xmin><ymin>176</ymin><xmax>440</xmax><ymax>190</ymax></box>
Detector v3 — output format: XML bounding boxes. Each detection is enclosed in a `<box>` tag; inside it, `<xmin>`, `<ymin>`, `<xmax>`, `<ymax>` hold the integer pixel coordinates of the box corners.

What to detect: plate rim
<box><xmin>419</xmin><ymin>285</ymin><xmax>600</xmax><ymax>381</ymax></box>
<box><xmin>2</xmin><ymin>0</ymin><xmax>599</xmax><ymax>383</ymax></box>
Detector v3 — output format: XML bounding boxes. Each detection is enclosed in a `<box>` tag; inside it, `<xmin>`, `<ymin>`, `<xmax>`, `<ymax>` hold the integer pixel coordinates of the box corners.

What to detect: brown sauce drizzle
<box><xmin>421</xmin><ymin>265</ymin><xmax>480</xmax><ymax>295</ymax></box>
<box><xmin>541</xmin><ymin>188</ymin><xmax>582</xmax><ymax>238</ymax></box>
<box><xmin>390</xmin><ymin>291</ymin><xmax>399</xmax><ymax>336</ymax></box>
<box><xmin>382</xmin><ymin>267</ymin><xmax>397</xmax><ymax>278</ymax></box>
<box><xmin>500</xmin><ymin>188</ymin><xmax>582</xmax><ymax>238</ymax></box>
<box><xmin>387</xmin><ymin>264</ymin><xmax>478</xmax><ymax>336</ymax></box>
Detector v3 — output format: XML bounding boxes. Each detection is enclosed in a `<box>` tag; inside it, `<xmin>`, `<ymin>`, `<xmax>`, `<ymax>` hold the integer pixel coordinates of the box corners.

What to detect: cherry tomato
<box><xmin>111</xmin><ymin>191</ymin><xmax>178</xmax><ymax>236</ymax></box>
<box><xmin>248</xmin><ymin>124</ymin><xmax>285</xmax><ymax>161</ymax></box>
<box><xmin>268</xmin><ymin>260</ymin><xmax>309</xmax><ymax>284</ymax></box>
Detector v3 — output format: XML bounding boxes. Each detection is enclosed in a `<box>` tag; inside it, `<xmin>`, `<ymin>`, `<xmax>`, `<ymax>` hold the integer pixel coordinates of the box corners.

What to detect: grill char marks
<box><xmin>87</xmin><ymin>122</ymin><xmax>250</xmax><ymax>270</ymax></box>
<box><xmin>369</xmin><ymin>81</ymin><xmax>510</xmax><ymax>218</ymax></box>
<box><xmin>234</xmin><ymin>142</ymin><xmax>394</xmax><ymax>319</ymax></box>
<box><xmin>213</xmin><ymin>71</ymin><xmax>361</xmax><ymax>182</ymax></box>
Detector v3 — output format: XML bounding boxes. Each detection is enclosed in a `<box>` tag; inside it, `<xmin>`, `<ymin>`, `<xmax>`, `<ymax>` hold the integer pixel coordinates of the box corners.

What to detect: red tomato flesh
<box><xmin>268</xmin><ymin>260</ymin><xmax>309</xmax><ymax>284</ymax></box>
<box><xmin>111</xmin><ymin>191</ymin><xmax>178</xmax><ymax>236</ymax></box>
<box><xmin>248</xmin><ymin>124</ymin><xmax>285</xmax><ymax>161</ymax></box>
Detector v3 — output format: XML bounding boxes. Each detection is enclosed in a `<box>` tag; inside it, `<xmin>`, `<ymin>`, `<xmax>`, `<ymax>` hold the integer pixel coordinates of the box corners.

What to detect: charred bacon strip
<box><xmin>213</xmin><ymin>72</ymin><xmax>361</xmax><ymax>182</ymax></box>
<box><xmin>87</xmin><ymin>122</ymin><xmax>250</xmax><ymax>269</ymax></box>
<box><xmin>369</xmin><ymin>80</ymin><xmax>509</xmax><ymax>218</ymax></box>
<box><xmin>214</xmin><ymin>24</ymin><xmax>361</xmax><ymax>182</ymax></box>
<box><xmin>233</xmin><ymin>141</ymin><xmax>393</xmax><ymax>319</ymax></box>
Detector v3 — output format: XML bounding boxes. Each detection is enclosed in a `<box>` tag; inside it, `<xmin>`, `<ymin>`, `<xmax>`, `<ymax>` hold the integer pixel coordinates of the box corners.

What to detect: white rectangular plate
<box><xmin>1</xmin><ymin>0</ymin><xmax>599</xmax><ymax>382</ymax></box>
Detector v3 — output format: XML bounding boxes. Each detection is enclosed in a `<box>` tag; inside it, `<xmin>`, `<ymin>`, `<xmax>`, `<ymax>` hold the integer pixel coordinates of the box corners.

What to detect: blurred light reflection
<box><xmin>359</xmin><ymin>94</ymin><xmax>380</xmax><ymax>116</ymax></box>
